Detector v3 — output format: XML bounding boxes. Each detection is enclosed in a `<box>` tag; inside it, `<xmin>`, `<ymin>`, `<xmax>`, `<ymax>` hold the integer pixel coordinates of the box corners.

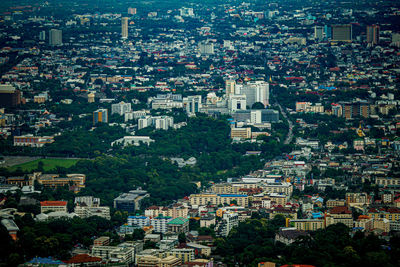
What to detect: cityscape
<box><xmin>0</xmin><ymin>0</ymin><xmax>400</xmax><ymax>266</ymax></box>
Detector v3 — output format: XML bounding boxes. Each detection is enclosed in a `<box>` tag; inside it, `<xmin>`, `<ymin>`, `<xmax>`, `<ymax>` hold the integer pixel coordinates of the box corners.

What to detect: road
<box><xmin>277</xmin><ymin>103</ymin><xmax>294</xmax><ymax>144</ymax></box>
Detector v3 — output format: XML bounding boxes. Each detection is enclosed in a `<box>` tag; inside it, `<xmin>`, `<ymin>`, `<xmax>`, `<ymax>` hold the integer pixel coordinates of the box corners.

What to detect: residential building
<box><xmin>231</xmin><ymin>127</ymin><xmax>251</xmax><ymax>139</ymax></box>
<box><xmin>151</xmin><ymin>215</ymin><xmax>173</xmax><ymax>233</ymax></box>
<box><xmin>366</xmin><ymin>25</ymin><xmax>379</xmax><ymax>44</ymax></box>
<box><xmin>215</xmin><ymin>211</ymin><xmax>239</xmax><ymax>237</ymax></box>
<box><xmin>112</xmin><ymin>101</ymin><xmax>132</xmax><ymax>115</ymax></box>
<box><xmin>128</xmin><ymin>216</ymin><xmax>151</xmax><ymax>227</ymax></box>
<box><xmin>93</xmin><ymin>109</ymin><xmax>108</xmax><ymax>125</ymax></box>
<box><xmin>94</xmin><ymin>236</ymin><xmax>110</xmax><ymax>246</ymax></box>
<box><xmin>122</xmin><ymin>17</ymin><xmax>128</xmax><ymax>39</ymax></box>
<box><xmin>166</xmin><ymin>248</ymin><xmax>195</xmax><ymax>263</ymax></box>
<box><xmin>0</xmin><ymin>85</ymin><xmax>21</xmax><ymax>107</ymax></box>
<box><xmin>331</xmin><ymin>24</ymin><xmax>352</xmax><ymax>42</ymax></box>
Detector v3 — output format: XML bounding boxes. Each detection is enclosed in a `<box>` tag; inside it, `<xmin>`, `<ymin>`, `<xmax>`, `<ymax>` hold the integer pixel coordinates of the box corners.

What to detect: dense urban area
<box><xmin>0</xmin><ymin>0</ymin><xmax>400</xmax><ymax>266</ymax></box>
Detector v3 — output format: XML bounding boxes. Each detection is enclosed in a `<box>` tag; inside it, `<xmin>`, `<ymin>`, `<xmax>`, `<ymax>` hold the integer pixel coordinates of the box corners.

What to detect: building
<box><xmin>151</xmin><ymin>215</ymin><xmax>173</xmax><ymax>233</ymax></box>
<box><xmin>49</xmin><ymin>29</ymin><xmax>62</xmax><ymax>45</ymax></box>
<box><xmin>93</xmin><ymin>109</ymin><xmax>108</xmax><ymax>125</ymax></box>
<box><xmin>231</xmin><ymin>127</ymin><xmax>251</xmax><ymax>139</ymax></box>
<box><xmin>183</xmin><ymin>95</ymin><xmax>202</xmax><ymax>115</ymax></box>
<box><xmin>189</xmin><ymin>193</ymin><xmax>249</xmax><ymax>207</ymax></box>
<box><xmin>112</xmin><ymin>101</ymin><xmax>132</xmax><ymax>115</ymax></box>
<box><xmin>91</xmin><ymin>244</ymin><xmax>135</xmax><ymax>265</ymax></box>
<box><xmin>1</xmin><ymin>219</ymin><xmax>19</xmax><ymax>241</ymax></box>
<box><xmin>128</xmin><ymin>216</ymin><xmax>150</xmax><ymax>227</ymax></box>
<box><xmin>327</xmin><ymin>206</ymin><xmax>353</xmax><ymax>228</ymax></box>
<box><xmin>215</xmin><ymin>211</ymin><xmax>239</xmax><ymax>237</ymax></box>
<box><xmin>166</xmin><ymin>248</ymin><xmax>195</xmax><ymax>263</ymax></box>
<box><xmin>290</xmin><ymin>219</ymin><xmax>325</xmax><ymax>231</ymax></box>
<box><xmin>366</xmin><ymin>25</ymin><xmax>379</xmax><ymax>45</ymax></box>
<box><xmin>13</xmin><ymin>135</ymin><xmax>54</xmax><ymax>148</ymax></box>
<box><xmin>113</xmin><ymin>189</ymin><xmax>149</xmax><ymax>212</ymax></box>
<box><xmin>128</xmin><ymin>7</ymin><xmax>137</xmax><ymax>15</ymax></box>
<box><xmin>122</xmin><ymin>17</ymin><xmax>129</xmax><ymax>39</ymax></box>
<box><xmin>111</xmin><ymin>136</ymin><xmax>154</xmax><ymax>147</ymax></box>
<box><xmin>198</xmin><ymin>41</ymin><xmax>214</xmax><ymax>55</ymax></box>
<box><xmin>237</xmin><ymin>81</ymin><xmax>269</xmax><ymax>107</ymax></box>
<box><xmin>275</xmin><ymin>227</ymin><xmax>309</xmax><ymax>245</ymax></box>
<box><xmin>88</xmin><ymin>92</ymin><xmax>95</xmax><ymax>103</ymax></box>
<box><xmin>74</xmin><ymin>206</ymin><xmax>111</xmax><ymax>220</ymax></box>
<box><xmin>314</xmin><ymin>25</ymin><xmax>324</xmax><ymax>40</ymax></box>
<box><xmin>40</xmin><ymin>201</ymin><xmax>67</xmax><ymax>213</ymax></box>
<box><xmin>225</xmin><ymin>80</ymin><xmax>236</xmax><ymax>96</ymax></box>
<box><xmin>36</xmin><ymin>173</ymin><xmax>86</xmax><ymax>193</ymax></box>
<box><xmin>228</xmin><ymin>95</ymin><xmax>247</xmax><ymax>112</ymax></box>
<box><xmin>331</xmin><ymin>24</ymin><xmax>352</xmax><ymax>42</ymax></box>
<box><xmin>167</xmin><ymin>217</ymin><xmax>189</xmax><ymax>234</ymax></box>
<box><xmin>94</xmin><ymin>236</ymin><xmax>110</xmax><ymax>246</ymax></box>
<box><xmin>0</xmin><ymin>84</ymin><xmax>21</xmax><ymax>108</ymax></box>
<box><xmin>39</xmin><ymin>30</ymin><xmax>46</xmax><ymax>41</ymax></box>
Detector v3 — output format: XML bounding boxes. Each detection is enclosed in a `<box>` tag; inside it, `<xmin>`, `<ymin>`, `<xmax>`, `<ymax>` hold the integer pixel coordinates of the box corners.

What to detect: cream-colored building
<box><xmin>231</xmin><ymin>127</ymin><xmax>251</xmax><ymax>139</ymax></box>
<box><xmin>189</xmin><ymin>193</ymin><xmax>249</xmax><ymax>207</ymax></box>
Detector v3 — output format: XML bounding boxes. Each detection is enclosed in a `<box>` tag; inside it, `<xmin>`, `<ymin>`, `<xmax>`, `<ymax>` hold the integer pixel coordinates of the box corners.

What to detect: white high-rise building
<box><xmin>49</xmin><ymin>29</ymin><xmax>62</xmax><ymax>46</ymax></box>
<box><xmin>250</xmin><ymin>110</ymin><xmax>262</xmax><ymax>123</ymax></box>
<box><xmin>183</xmin><ymin>95</ymin><xmax>202</xmax><ymax>115</ymax></box>
<box><xmin>121</xmin><ymin>17</ymin><xmax>129</xmax><ymax>39</ymax></box>
<box><xmin>314</xmin><ymin>26</ymin><xmax>324</xmax><ymax>41</ymax></box>
<box><xmin>238</xmin><ymin>81</ymin><xmax>269</xmax><ymax>107</ymax></box>
<box><xmin>111</xmin><ymin>101</ymin><xmax>132</xmax><ymax>115</ymax></box>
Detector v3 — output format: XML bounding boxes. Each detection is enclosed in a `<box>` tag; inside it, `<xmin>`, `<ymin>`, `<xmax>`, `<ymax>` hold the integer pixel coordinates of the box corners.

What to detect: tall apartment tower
<box><xmin>121</xmin><ymin>17</ymin><xmax>129</xmax><ymax>39</ymax></box>
<box><xmin>225</xmin><ymin>80</ymin><xmax>236</xmax><ymax>96</ymax></box>
<box><xmin>128</xmin><ymin>7</ymin><xmax>137</xmax><ymax>15</ymax></box>
<box><xmin>93</xmin><ymin>109</ymin><xmax>108</xmax><ymax>125</ymax></box>
<box><xmin>49</xmin><ymin>29</ymin><xmax>62</xmax><ymax>46</ymax></box>
<box><xmin>331</xmin><ymin>24</ymin><xmax>352</xmax><ymax>42</ymax></box>
<box><xmin>366</xmin><ymin>25</ymin><xmax>379</xmax><ymax>45</ymax></box>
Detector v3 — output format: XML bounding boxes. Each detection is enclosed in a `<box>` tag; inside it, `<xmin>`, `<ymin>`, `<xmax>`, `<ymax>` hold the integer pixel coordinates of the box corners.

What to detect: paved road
<box><xmin>277</xmin><ymin>103</ymin><xmax>294</xmax><ymax>144</ymax></box>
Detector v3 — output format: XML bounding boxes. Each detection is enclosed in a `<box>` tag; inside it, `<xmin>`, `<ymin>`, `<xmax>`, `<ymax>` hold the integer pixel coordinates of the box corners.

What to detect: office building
<box><xmin>0</xmin><ymin>84</ymin><xmax>21</xmax><ymax>108</ymax></box>
<box><xmin>13</xmin><ymin>135</ymin><xmax>54</xmax><ymax>148</ymax></box>
<box><xmin>331</xmin><ymin>24</ymin><xmax>352</xmax><ymax>42</ymax></box>
<box><xmin>366</xmin><ymin>25</ymin><xmax>379</xmax><ymax>45</ymax></box>
<box><xmin>122</xmin><ymin>17</ymin><xmax>129</xmax><ymax>39</ymax></box>
<box><xmin>231</xmin><ymin>127</ymin><xmax>252</xmax><ymax>139</ymax></box>
<box><xmin>93</xmin><ymin>109</ymin><xmax>108</xmax><ymax>125</ymax></box>
<box><xmin>314</xmin><ymin>25</ymin><xmax>324</xmax><ymax>40</ymax></box>
<box><xmin>49</xmin><ymin>29</ymin><xmax>62</xmax><ymax>46</ymax></box>
<box><xmin>113</xmin><ymin>189</ymin><xmax>149</xmax><ymax>212</ymax></box>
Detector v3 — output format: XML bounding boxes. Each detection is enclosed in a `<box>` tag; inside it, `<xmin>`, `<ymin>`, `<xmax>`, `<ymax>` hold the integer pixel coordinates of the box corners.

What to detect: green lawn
<box><xmin>8</xmin><ymin>158</ymin><xmax>80</xmax><ymax>172</ymax></box>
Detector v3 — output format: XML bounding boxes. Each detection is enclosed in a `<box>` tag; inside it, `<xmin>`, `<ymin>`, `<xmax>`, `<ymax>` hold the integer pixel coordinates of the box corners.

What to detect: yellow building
<box><xmin>231</xmin><ymin>127</ymin><xmax>251</xmax><ymax>139</ymax></box>
<box><xmin>290</xmin><ymin>219</ymin><xmax>325</xmax><ymax>231</ymax></box>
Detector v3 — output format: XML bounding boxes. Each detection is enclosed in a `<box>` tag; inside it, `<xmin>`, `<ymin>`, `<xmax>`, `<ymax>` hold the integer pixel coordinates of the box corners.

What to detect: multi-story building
<box><xmin>128</xmin><ymin>216</ymin><xmax>150</xmax><ymax>227</ymax></box>
<box><xmin>93</xmin><ymin>109</ymin><xmax>108</xmax><ymax>125</ymax></box>
<box><xmin>231</xmin><ymin>127</ymin><xmax>251</xmax><ymax>139</ymax></box>
<box><xmin>94</xmin><ymin>236</ymin><xmax>110</xmax><ymax>246</ymax></box>
<box><xmin>167</xmin><ymin>217</ymin><xmax>189</xmax><ymax>234</ymax></box>
<box><xmin>331</xmin><ymin>24</ymin><xmax>352</xmax><ymax>42</ymax></box>
<box><xmin>189</xmin><ymin>193</ymin><xmax>249</xmax><ymax>207</ymax></box>
<box><xmin>376</xmin><ymin>177</ymin><xmax>400</xmax><ymax>189</ymax></box>
<box><xmin>40</xmin><ymin>201</ymin><xmax>67</xmax><ymax>213</ymax></box>
<box><xmin>366</xmin><ymin>25</ymin><xmax>379</xmax><ymax>45</ymax></box>
<box><xmin>74</xmin><ymin>206</ymin><xmax>111</xmax><ymax>220</ymax></box>
<box><xmin>290</xmin><ymin>219</ymin><xmax>325</xmax><ymax>231</ymax></box>
<box><xmin>166</xmin><ymin>248</ymin><xmax>195</xmax><ymax>263</ymax></box>
<box><xmin>326</xmin><ymin>206</ymin><xmax>353</xmax><ymax>228</ymax></box>
<box><xmin>36</xmin><ymin>173</ymin><xmax>86</xmax><ymax>193</ymax></box>
<box><xmin>326</xmin><ymin>199</ymin><xmax>346</xmax><ymax>208</ymax></box>
<box><xmin>183</xmin><ymin>95</ymin><xmax>202</xmax><ymax>115</ymax></box>
<box><xmin>49</xmin><ymin>29</ymin><xmax>62</xmax><ymax>45</ymax></box>
<box><xmin>151</xmin><ymin>215</ymin><xmax>173</xmax><ymax>233</ymax></box>
<box><xmin>0</xmin><ymin>84</ymin><xmax>21</xmax><ymax>108</ymax></box>
<box><xmin>215</xmin><ymin>211</ymin><xmax>239</xmax><ymax>237</ymax></box>
<box><xmin>236</xmin><ymin>81</ymin><xmax>269</xmax><ymax>107</ymax></box>
<box><xmin>225</xmin><ymin>80</ymin><xmax>236</xmax><ymax>96</ymax></box>
<box><xmin>112</xmin><ymin>101</ymin><xmax>132</xmax><ymax>115</ymax></box>
<box><xmin>114</xmin><ymin>189</ymin><xmax>149</xmax><ymax>212</ymax></box>
<box><xmin>346</xmin><ymin>192</ymin><xmax>370</xmax><ymax>207</ymax></box>
<box><xmin>121</xmin><ymin>17</ymin><xmax>128</xmax><ymax>39</ymax></box>
<box><xmin>13</xmin><ymin>135</ymin><xmax>54</xmax><ymax>148</ymax></box>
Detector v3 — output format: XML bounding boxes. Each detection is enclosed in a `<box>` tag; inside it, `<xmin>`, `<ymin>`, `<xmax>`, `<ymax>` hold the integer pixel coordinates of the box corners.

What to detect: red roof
<box><xmin>40</xmin><ymin>201</ymin><xmax>67</xmax><ymax>207</ymax></box>
<box><xmin>64</xmin><ymin>254</ymin><xmax>102</xmax><ymax>264</ymax></box>
<box><xmin>329</xmin><ymin>206</ymin><xmax>351</xmax><ymax>214</ymax></box>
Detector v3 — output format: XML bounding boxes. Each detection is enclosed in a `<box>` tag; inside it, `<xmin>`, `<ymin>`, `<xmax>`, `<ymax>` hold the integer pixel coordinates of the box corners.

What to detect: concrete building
<box><xmin>215</xmin><ymin>211</ymin><xmax>239</xmax><ymax>237</ymax></box>
<box><xmin>331</xmin><ymin>24</ymin><xmax>352</xmax><ymax>42</ymax></box>
<box><xmin>128</xmin><ymin>216</ymin><xmax>151</xmax><ymax>227</ymax></box>
<box><xmin>0</xmin><ymin>84</ymin><xmax>21</xmax><ymax>107</ymax></box>
<box><xmin>49</xmin><ymin>29</ymin><xmax>62</xmax><ymax>45</ymax></box>
<box><xmin>151</xmin><ymin>215</ymin><xmax>173</xmax><ymax>233</ymax></box>
<box><xmin>167</xmin><ymin>217</ymin><xmax>189</xmax><ymax>234</ymax></box>
<box><xmin>122</xmin><ymin>17</ymin><xmax>129</xmax><ymax>39</ymax></box>
<box><xmin>111</xmin><ymin>136</ymin><xmax>155</xmax><ymax>147</ymax></box>
<box><xmin>231</xmin><ymin>127</ymin><xmax>251</xmax><ymax>139</ymax></box>
<box><xmin>113</xmin><ymin>189</ymin><xmax>150</xmax><ymax>212</ymax></box>
<box><xmin>183</xmin><ymin>95</ymin><xmax>202</xmax><ymax>115</ymax></box>
<box><xmin>112</xmin><ymin>101</ymin><xmax>132</xmax><ymax>115</ymax></box>
<box><xmin>13</xmin><ymin>135</ymin><xmax>54</xmax><ymax>148</ymax></box>
<box><xmin>366</xmin><ymin>25</ymin><xmax>379</xmax><ymax>45</ymax></box>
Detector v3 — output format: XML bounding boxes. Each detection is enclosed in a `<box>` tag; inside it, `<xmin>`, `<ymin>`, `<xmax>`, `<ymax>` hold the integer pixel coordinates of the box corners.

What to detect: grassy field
<box><xmin>8</xmin><ymin>158</ymin><xmax>80</xmax><ymax>172</ymax></box>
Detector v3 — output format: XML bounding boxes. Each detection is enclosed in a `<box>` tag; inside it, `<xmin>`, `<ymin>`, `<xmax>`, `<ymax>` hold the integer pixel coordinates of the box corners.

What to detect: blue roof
<box><xmin>128</xmin><ymin>216</ymin><xmax>148</xmax><ymax>219</ymax></box>
<box><xmin>29</xmin><ymin>257</ymin><xmax>64</xmax><ymax>265</ymax></box>
<box><xmin>219</xmin><ymin>194</ymin><xmax>248</xmax><ymax>197</ymax></box>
